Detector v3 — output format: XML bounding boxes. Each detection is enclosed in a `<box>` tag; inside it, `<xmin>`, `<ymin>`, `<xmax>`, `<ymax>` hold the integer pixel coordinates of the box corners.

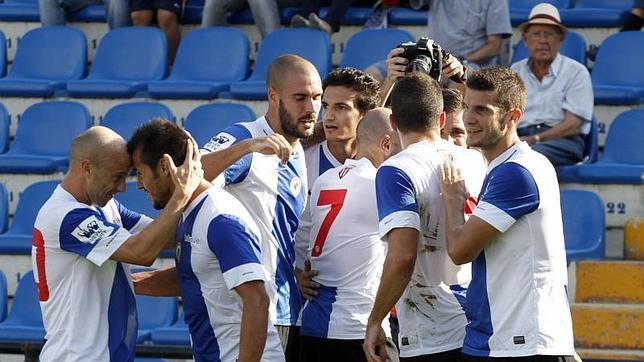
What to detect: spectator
<box><xmin>621</xmin><ymin>0</ymin><xmax>644</xmax><ymax>31</ymax></box>
<box><xmin>291</xmin><ymin>0</ymin><xmax>368</xmax><ymax>35</ymax></box>
<box><xmin>441</xmin><ymin>88</ymin><xmax>467</xmax><ymax>147</ymax></box>
<box><xmin>511</xmin><ymin>3</ymin><xmax>593</xmax><ymax>167</ymax></box>
<box><xmin>201</xmin><ymin>0</ymin><xmax>297</xmax><ymax>38</ymax></box>
<box><xmin>39</xmin><ymin>0</ymin><xmax>130</xmax><ymax>28</ymax></box>
<box><xmin>130</xmin><ymin>0</ymin><xmax>182</xmax><ymax>63</ymax></box>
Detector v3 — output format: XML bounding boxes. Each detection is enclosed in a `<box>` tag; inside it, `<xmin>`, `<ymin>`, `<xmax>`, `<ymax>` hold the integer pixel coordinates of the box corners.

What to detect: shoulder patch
<box><xmin>71</xmin><ymin>215</ymin><xmax>114</xmax><ymax>244</ymax></box>
<box><xmin>203</xmin><ymin>132</ymin><xmax>236</xmax><ymax>151</ymax></box>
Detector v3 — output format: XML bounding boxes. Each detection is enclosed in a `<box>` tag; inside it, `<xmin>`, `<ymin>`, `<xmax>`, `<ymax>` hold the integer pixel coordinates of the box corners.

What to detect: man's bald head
<box><xmin>356</xmin><ymin>107</ymin><xmax>393</xmax><ymax>147</ymax></box>
<box><xmin>70</xmin><ymin>126</ymin><xmax>127</xmax><ymax>167</ymax></box>
<box><xmin>267</xmin><ymin>54</ymin><xmax>319</xmax><ymax>91</ymax></box>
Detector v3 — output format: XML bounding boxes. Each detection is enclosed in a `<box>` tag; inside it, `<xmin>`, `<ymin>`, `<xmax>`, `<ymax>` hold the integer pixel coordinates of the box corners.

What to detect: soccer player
<box><xmin>439</xmin><ymin>66</ymin><xmax>575</xmax><ymax>360</ymax></box>
<box><xmin>32</xmin><ymin>126</ymin><xmax>201</xmax><ymax>361</ymax></box>
<box><xmin>298</xmin><ymin>108</ymin><xmax>400</xmax><ymax>362</ymax></box>
<box><xmin>441</xmin><ymin>88</ymin><xmax>467</xmax><ymax>147</ymax></box>
<box><xmin>200</xmin><ymin>54</ymin><xmax>323</xmax><ymax>358</ymax></box>
<box><xmin>364</xmin><ymin>73</ymin><xmax>485</xmax><ymax>362</ymax></box>
<box><xmin>129</xmin><ymin>119</ymin><xmax>284</xmax><ymax>362</ymax></box>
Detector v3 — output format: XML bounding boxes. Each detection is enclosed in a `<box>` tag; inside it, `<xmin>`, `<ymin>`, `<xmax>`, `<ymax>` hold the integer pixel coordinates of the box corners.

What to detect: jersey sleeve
<box><xmin>207</xmin><ymin>214</ymin><xmax>266</xmax><ymax>290</ymax></box>
<box><xmin>59</xmin><ymin>208</ymin><xmax>132</xmax><ymax>267</ymax></box>
<box><xmin>375</xmin><ymin>165</ymin><xmax>419</xmax><ymax>241</ymax></box>
<box><xmin>114</xmin><ymin>200</ymin><xmax>153</xmax><ymax>235</ymax></box>
<box><xmin>201</xmin><ymin>124</ymin><xmax>255</xmax><ymax>185</ymax></box>
<box><xmin>473</xmin><ymin>162</ymin><xmax>540</xmax><ymax>233</ymax></box>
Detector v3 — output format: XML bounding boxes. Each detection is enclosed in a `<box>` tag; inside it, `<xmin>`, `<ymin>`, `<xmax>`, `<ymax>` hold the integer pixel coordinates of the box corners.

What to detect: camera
<box><xmin>398</xmin><ymin>37</ymin><xmax>464</xmax><ymax>83</ymax></box>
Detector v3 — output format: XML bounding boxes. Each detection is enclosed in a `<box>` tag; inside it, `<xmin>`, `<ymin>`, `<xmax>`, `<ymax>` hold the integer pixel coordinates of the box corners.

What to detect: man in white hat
<box><xmin>511</xmin><ymin>2</ymin><xmax>593</xmax><ymax>167</ymax></box>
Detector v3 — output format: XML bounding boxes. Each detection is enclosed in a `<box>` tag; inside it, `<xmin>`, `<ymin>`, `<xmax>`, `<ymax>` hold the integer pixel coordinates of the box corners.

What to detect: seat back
<box><xmin>560</xmin><ymin>190</ymin><xmax>605</xmax><ymax>261</ymax></box>
<box><xmin>0</xmin><ymin>31</ymin><xmax>6</xmax><ymax>77</ymax></box>
<box><xmin>184</xmin><ymin>103</ymin><xmax>256</xmax><ymax>147</ymax></box>
<box><xmin>512</xmin><ymin>31</ymin><xmax>586</xmax><ymax>65</ymax></box>
<box><xmin>9</xmin><ymin>101</ymin><xmax>91</xmax><ymax>157</ymax></box>
<box><xmin>509</xmin><ymin>0</ymin><xmax>571</xmax><ymax>11</ymax></box>
<box><xmin>4</xmin><ymin>271</ymin><xmax>43</xmax><ymax>327</ymax></box>
<box><xmin>592</xmin><ymin>32</ymin><xmax>644</xmax><ymax>87</ymax></box>
<box><xmin>0</xmin><ymin>183</ymin><xmax>8</xmax><ymax>234</ymax></box>
<box><xmin>114</xmin><ymin>182</ymin><xmax>160</xmax><ymax>218</ymax></box>
<box><xmin>600</xmin><ymin>109</ymin><xmax>644</xmax><ymax>165</ymax></box>
<box><xmin>8</xmin><ymin>180</ymin><xmax>59</xmax><ymax>236</ymax></box>
<box><xmin>340</xmin><ymin>28</ymin><xmax>414</xmax><ymax>70</ymax></box>
<box><xmin>0</xmin><ymin>270</ymin><xmax>7</xmax><ymax>322</ymax></box>
<box><xmin>582</xmin><ymin>116</ymin><xmax>599</xmax><ymax>164</ymax></box>
<box><xmin>90</xmin><ymin>27</ymin><xmax>167</xmax><ymax>81</ymax></box>
<box><xmin>576</xmin><ymin>0</ymin><xmax>632</xmax><ymax>9</ymax></box>
<box><xmin>101</xmin><ymin>102</ymin><xmax>174</xmax><ymax>140</ymax></box>
<box><xmin>136</xmin><ymin>295</ymin><xmax>178</xmax><ymax>330</ymax></box>
<box><xmin>248</xmin><ymin>28</ymin><xmax>332</xmax><ymax>82</ymax></box>
<box><xmin>170</xmin><ymin>27</ymin><xmax>249</xmax><ymax>82</ymax></box>
<box><xmin>9</xmin><ymin>26</ymin><xmax>86</xmax><ymax>80</ymax></box>
<box><xmin>0</xmin><ymin>103</ymin><xmax>9</xmax><ymax>154</ymax></box>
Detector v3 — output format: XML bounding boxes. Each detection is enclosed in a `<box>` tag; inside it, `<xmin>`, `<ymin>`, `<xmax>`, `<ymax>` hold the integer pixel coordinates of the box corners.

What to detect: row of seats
<box><xmin>0</xmin><ymin>100</ymin><xmax>255</xmax><ymax>174</ymax></box>
<box><xmin>0</xmin><ymin>0</ymin><xmax>634</xmax><ymax>27</ymax></box>
<box><xmin>1</xmin><ymin>26</ymin><xmax>643</xmax><ymax>103</ymax></box>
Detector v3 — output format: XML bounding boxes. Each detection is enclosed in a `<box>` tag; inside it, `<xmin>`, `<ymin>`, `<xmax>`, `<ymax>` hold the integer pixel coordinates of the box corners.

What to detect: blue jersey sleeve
<box><xmin>474</xmin><ymin>162</ymin><xmax>540</xmax><ymax>232</ymax></box>
<box><xmin>375</xmin><ymin>165</ymin><xmax>419</xmax><ymax>240</ymax></box>
<box><xmin>202</xmin><ymin>124</ymin><xmax>254</xmax><ymax>185</ymax></box>
<box><xmin>114</xmin><ymin>200</ymin><xmax>143</xmax><ymax>231</ymax></box>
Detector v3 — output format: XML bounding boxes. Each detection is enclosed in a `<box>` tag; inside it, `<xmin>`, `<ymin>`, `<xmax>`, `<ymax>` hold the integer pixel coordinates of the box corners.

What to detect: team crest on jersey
<box><xmin>290</xmin><ymin>176</ymin><xmax>302</xmax><ymax>195</ymax></box>
<box><xmin>203</xmin><ymin>132</ymin><xmax>236</xmax><ymax>151</ymax></box>
<box><xmin>338</xmin><ymin>165</ymin><xmax>354</xmax><ymax>179</ymax></box>
<box><xmin>71</xmin><ymin>215</ymin><xmax>113</xmax><ymax>244</ymax></box>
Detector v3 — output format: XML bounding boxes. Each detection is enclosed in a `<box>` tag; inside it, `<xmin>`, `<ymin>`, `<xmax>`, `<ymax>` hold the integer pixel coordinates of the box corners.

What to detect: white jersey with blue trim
<box><xmin>376</xmin><ymin>139</ymin><xmax>485</xmax><ymax>358</ymax></box>
<box><xmin>203</xmin><ymin>116</ymin><xmax>308</xmax><ymax>326</ymax></box>
<box><xmin>465</xmin><ymin>142</ymin><xmax>574</xmax><ymax>357</ymax></box>
<box><xmin>32</xmin><ymin>185</ymin><xmax>153</xmax><ymax>362</ymax></box>
<box><xmin>175</xmin><ymin>186</ymin><xmax>284</xmax><ymax>362</ymax></box>
<box><xmin>299</xmin><ymin>157</ymin><xmax>389</xmax><ymax>340</ymax></box>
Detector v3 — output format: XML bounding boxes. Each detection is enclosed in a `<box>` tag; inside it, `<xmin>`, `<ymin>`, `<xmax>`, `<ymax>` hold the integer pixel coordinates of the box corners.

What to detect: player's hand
<box><xmin>295</xmin><ymin>259</ymin><xmax>319</xmax><ymax>300</ymax></box>
<box><xmin>442</xmin><ymin>54</ymin><xmax>465</xmax><ymax>82</ymax></box>
<box><xmin>132</xmin><ymin>271</ymin><xmax>154</xmax><ymax>295</ymax></box>
<box><xmin>439</xmin><ymin>158</ymin><xmax>468</xmax><ymax>202</ymax></box>
<box><xmin>363</xmin><ymin>320</ymin><xmax>387</xmax><ymax>362</ymax></box>
<box><xmin>247</xmin><ymin>134</ymin><xmax>293</xmax><ymax>164</ymax></box>
<box><xmin>167</xmin><ymin>134</ymin><xmax>202</xmax><ymax>205</ymax></box>
<box><xmin>386</xmin><ymin>47</ymin><xmax>407</xmax><ymax>80</ymax></box>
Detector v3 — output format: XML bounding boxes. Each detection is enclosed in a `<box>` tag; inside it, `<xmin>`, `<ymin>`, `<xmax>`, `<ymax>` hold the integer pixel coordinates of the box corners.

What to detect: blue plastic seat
<box><xmin>387</xmin><ymin>7</ymin><xmax>428</xmax><ymax>25</ymax></box>
<box><xmin>136</xmin><ymin>295</ymin><xmax>178</xmax><ymax>343</ymax></box>
<box><xmin>560</xmin><ymin>0</ymin><xmax>631</xmax><ymax>27</ymax></box>
<box><xmin>591</xmin><ymin>32</ymin><xmax>644</xmax><ymax>105</ymax></box>
<box><xmin>0</xmin><ymin>271</ymin><xmax>46</xmax><ymax>343</ymax></box>
<box><xmin>150</xmin><ymin>311</ymin><xmax>190</xmax><ymax>346</ymax></box>
<box><xmin>0</xmin><ymin>0</ymin><xmax>40</xmax><ymax>21</ymax></box>
<box><xmin>0</xmin><ymin>270</ymin><xmax>7</xmax><ymax>322</ymax></box>
<box><xmin>0</xmin><ymin>101</ymin><xmax>91</xmax><ymax>173</ymax></box>
<box><xmin>340</xmin><ymin>28</ymin><xmax>414</xmax><ymax>70</ymax></box>
<box><xmin>0</xmin><ymin>103</ymin><xmax>9</xmax><ymax>154</ymax></box>
<box><xmin>184</xmin><ymin>103</ymin><xmax>256</xmax><ymax>147</ymax></box>
<box><xmin>558</xmin><ymin>109</ymin><xmax>644</xmax><ymax>184</ymax></box>
<box><xmin>0</xmin><ymin>180</ymin><xmax>60</xmax><ymax>254</ymax></box>
<box><xmin>560</xmin><ymin>190</ymin><xmax>605</xmax><ymax>262</ymax></box>
<box><xmin>511</xmin><ymin>31</ymin><xmax>586</xmax><ymax>65</ymax></box>
<box><xmin>114</xmin><ymin>181</ymin><xmax>160</xmax><ymax>219</ymax></box>
<box><xmin>101</xmin><ymin>102</ymin><xmax>174</xmax><ymax>140</ymax></box>
<box><xmin>148</xmin><ymin>28</ymin><xmax>249</xmax><ymax>99</ymax></box>
<box><xmin>228</xmin><ymin>28</ymin><xmax>332</xmax><ymax>100</ymax></box>
<box><xmin>0</xmin><ymin>183</ymin><xmax>8</xmax><ymax>235</ymax></box>
<box><xmin>66</xmin><ymin>27</ymin><xmax>167</xmax><ymax>98</ymax></box>
<box><xmin>509</xmin><ymin>0</ymin><xmax>571</xmax><ymax>26</ymax></box>
<box><xmin>0</xmin><ymin>31</ymin><xmax>6</xmax><ymax>78</ymax></box>
<box><xmin>0</xmin><ymin>27</ymin><xmax>87</xmax><ymax>97</ymax></box>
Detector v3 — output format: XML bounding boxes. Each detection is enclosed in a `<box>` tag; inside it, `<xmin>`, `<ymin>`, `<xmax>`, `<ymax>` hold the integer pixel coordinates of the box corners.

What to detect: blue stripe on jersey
<box><xmin>107</xmin><ymin>262</ymin><xmax>137</xmax><ymax>362</ymax></box>
<box><xmin>220</xmin><ymin>124</ymin><xmax>253</xmax><ymax>185</ymax></box>
<box><xmin>176</xmin><ymin>198</ymin><xmax>221</xmax><ymax>362</ymax></box>
<box><xmin>300</xmin><ymin>285</ymin><xmax>338</xmax><ymax>338</ymax></box>
<box><xmin>272</xmin><ymin>158</ymin><xmax>306</xmax><ymax>325</ymax></box>
<box><xmin>114</xmin><ymin>200</ymin><xmax>142</xmax><ymax>230</ymax></box>
<box><xmin>318</xmin><ymin>144</ymin><xmax>335</xmax><ymax>176</ymax></box>
<box><xmin>479</xmin><ymin>162</ymin><xmax>540</xmax><ymax>220</ymax></box>
<box><xmin>449</xmin><ymin>284</ymin><xmax>468</xmax><ymax>314</ymax></box>
<box><xmin>463</xmin><ymin>251</ymin><xmax>493</xmax><ymax>357</ymax></box>
<box><xmin>207</xmin><ymin>214</ymin><xmax>262</xmax><ymax>273</ymax></box>
<box><xmin>375</xmin><ymin>166</ymin><xmax>418</xmax><ymax>221</ymax></box>
<box><xmin>58</xmin><ymin>208</ymin><xmax>120</xmax><ymax>257</ymax></box>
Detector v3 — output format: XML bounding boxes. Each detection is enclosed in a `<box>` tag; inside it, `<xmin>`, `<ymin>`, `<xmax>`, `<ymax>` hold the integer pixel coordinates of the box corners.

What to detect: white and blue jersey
<box><xmin>376</xmin><ymin>139</ymin><xmax>485</xmax><ymax>358</ymax></box>
<box><xmin>203</xmin><ymin>116</ymin><xmax>308</xmax><ymax>326</ymax></box>
<box><xmin>32</xmin><ymin>185</ymin><xmax>153</xmax><ymax>362</ymax></box>
<box><xmin>465</xmin><ymin>142</ymin><xmax>574</xmax><ymax>357</ymax></box>
<box><xmin>175</xmin><ymin>186</ymin><xmax>284</xmax><ymax>362</ymax></box>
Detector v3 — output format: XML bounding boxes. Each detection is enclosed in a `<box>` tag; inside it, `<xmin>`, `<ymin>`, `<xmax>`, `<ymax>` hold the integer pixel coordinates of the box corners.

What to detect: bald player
<box><xmin>200</xmin><ymin>54</ymin><xmax>323</xmax><ymax>358</ymax></box>
<box><xmin>32</xmin><ymin>126</ymin><xmax>201</xmax><ymax>362</ymax></box>
<box><xmin>297</xmin><ymin>108</ymin><xmax>401</xmax><ymax>362</ymax></box>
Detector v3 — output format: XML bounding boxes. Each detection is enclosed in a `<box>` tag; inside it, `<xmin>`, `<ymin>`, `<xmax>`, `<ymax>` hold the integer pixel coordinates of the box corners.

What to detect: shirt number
<box><xmin>311</xmin><ymin>189</ymin><xmax>347</xmax><ymax>257</ymax></box>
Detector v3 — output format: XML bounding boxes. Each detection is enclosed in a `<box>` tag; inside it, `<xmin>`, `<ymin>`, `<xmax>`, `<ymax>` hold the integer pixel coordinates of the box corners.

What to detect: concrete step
<box><xmin>577</xmin><ymin>348</ymin><xmax>644</xmax><ymax>361</ymax></box>
<box><xmin>575</xmin><ymin>260</ymin><xmax>644</xmax><ymax>303</ymax></box>
<box><xmin>625</xmin><ymin>218</ymin><xmax>644</xmax><ymax>261</ymax></box>
<box><xmin>572</xmin><ymin>303</ymin><xmax>643</xmax><ymax>350</ymax></box>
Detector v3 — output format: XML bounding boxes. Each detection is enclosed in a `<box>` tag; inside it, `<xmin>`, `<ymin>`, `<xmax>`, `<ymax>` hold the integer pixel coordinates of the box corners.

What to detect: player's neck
<box><xmin>264</xmin><ymin>112</ymin><xmax>300</xmax><ymax>147</ymax></box>
<box><xmin>183</xmin><ymin>180</ymin><xmax>211</xmax><ymax>210</ymax></box>
<box><xmin>327</xmin><ymin>138</ymin><xmax>356</xmax><ymax>164</ymax></box>
<box><xmin>480</xmin><ymin>134</ymin><xmax>521</xmax><ymax>163</ymax></box>
<box><xmin>61</xmin><ymin>170</ymin><xmax>91</xmax><ymax>206</ymax></box>
<box><xmin>400</xmin><ymin>129</ymin><xmax>441</xmax><ymax>149</ymax></box>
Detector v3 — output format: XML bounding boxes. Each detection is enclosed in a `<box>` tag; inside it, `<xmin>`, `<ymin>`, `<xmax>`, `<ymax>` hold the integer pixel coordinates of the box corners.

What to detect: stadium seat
<box><xmin>182</xmin><ymin>0</ymin><xmax>204</xmax><ymax>23</ymax></box>
<box><xmin>0</xmin><ymin>270</ymin><xmax>7</xmax><ymax>322</ymax></box>
<box><xmin>509</xmin><ymin>0</ymin><xmax>572</xmax><ymax>26</ymax></box>
<box><xmin>511</xmin><ymin>31</ymin><xmax>586</xmax><ymax>65</ymax></box>
<box><xmin>149</xmin><ymin>311</ymin><xmax>190</xmax><ymax>346</ymax></box>
<box><xmin>0</xmin><ymin>183</ymin><xmax>8</xmax><ymax>234</ymax></box>
<box><xmin>0</xmin><ymin>180</ymin><xmax>59</xmax><ymax>254</ymax></box>
<box><xmin>0</xmin><ymin>0</ymin><xmax>40</xmax><ymax>22</ymax></box>
<box><xmin>66</xmin><ymin>27</ymin><xmax>167</xmax><ymax>98</ymax></box>
<box><xmin>101</xmin><ymin>102</ymin><xmax>174</xmax><ymax>140</ymax></box>
<box><xmin>0</xmin><ymin>101</ymin><xmax>91</xmax><ymax>173</ymax></box>
<box><xmin>228</xmin><ymin>7</ymin><xmax>298</xmax><ymax>25</ymax></box>
<box><xmin>560</xmin><ymin>190</ymin><xmax>605</xmax><ymax>262</ymax></box>
<box><xmin>228</xmin><ymin>28</ymin><xmax>332</xmax><ymax>100</ymax></box>
<box><xmin>560</xmin><ymin>0</ymin><xmax>631</xmax><ymax>27</ymax></box>
<box><xmin>591</xmin><ymin>32</ymin><xmax>644</xmax><ymax>105</ymax></box>
<box><xmin>184</xmin><ymin>103</ymin><xmax>256</xmax><ymax>147</ymax></box>
<box><xmin>114</xmin><ymin>181</ymin><xmax>160</xmax><ymax>219</ymax></box>
<box><xmin>0</xmin><ymin>27</ymin><xmax>87</xmax><ymax>97</ymax></box>
<box><xmin>582</xmin><ymin>116</ymin><xmax>599</xmax><ymax>164</ymax></box>
<box><xmin>147</xmin><ymin>28</ymin><xmax>249</xmax><ymax>99</ymax></box>
<box><xmin>0</xmin><ymin>31</ymin><xmax>6</xmax><ymax>77</ymax></box>
<box><xmin>340</xmin><ymin>28</ymin><xmax>414</xmax><ymax>70</ymax></box>
<box><xmin>0</xmin><ymin>271</ymin><xmax>46</xmax><ymax>343</ymax></box>
<box><xmin>387</xmin><ymin>7</ymin><xmax>428</xmax><ymax>26</ymax></box>
<box><xmin>69</xmin><ymin>3</ymin><xmax>107</xmax><ymax>22</ymax></box>
<box><xmin>0</xmin><ymin>102</ymin><xmax>9</xmax><ymax>154</ymax></box>
<box><xmin>558</xmin><ymin>109</ymin><xmax>644</xmax><ymax>184</ymax></box>
<box><xmin>136</xmin><ymin>295</ymin><xmax>178</xmax><ymax>343</ymax></box>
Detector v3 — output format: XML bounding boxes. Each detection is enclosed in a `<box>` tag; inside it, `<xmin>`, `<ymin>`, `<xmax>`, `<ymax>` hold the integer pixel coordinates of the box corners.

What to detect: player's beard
<box><xmin>279</xmin><ymin>100</ymin><xmax>315</xmax><ymax>139</ymax></box>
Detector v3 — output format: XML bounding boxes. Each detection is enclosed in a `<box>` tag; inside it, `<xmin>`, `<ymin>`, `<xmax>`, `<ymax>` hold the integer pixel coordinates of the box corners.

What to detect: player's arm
<box><xmin>235</xmin><ymin>280</ymin><xmax>270</xmax><ymax>362</ymax></box>
<box><xmin>132</xmin><ymin>266</ymin><xmax>180</xmax><ymax>296</ymax></box>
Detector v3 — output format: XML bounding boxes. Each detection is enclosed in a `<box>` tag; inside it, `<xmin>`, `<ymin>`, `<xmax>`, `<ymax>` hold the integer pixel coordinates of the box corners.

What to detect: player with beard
<box><xmin>200</xmin><ymin>54</ymin><xmax>323</xmax><ymax>361</ymax></box>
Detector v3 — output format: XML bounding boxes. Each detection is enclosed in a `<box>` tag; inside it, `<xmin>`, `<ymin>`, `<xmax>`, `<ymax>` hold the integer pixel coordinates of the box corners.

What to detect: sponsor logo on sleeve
<box><xmin>71</xmin><ymin>215</ymin><xmax>114</xmax><ymax>244</ymax></box>
<box><xmin>203</xmin><ymin>132</ymin><xmax>236</xmax><ymax>151</ymax></box>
